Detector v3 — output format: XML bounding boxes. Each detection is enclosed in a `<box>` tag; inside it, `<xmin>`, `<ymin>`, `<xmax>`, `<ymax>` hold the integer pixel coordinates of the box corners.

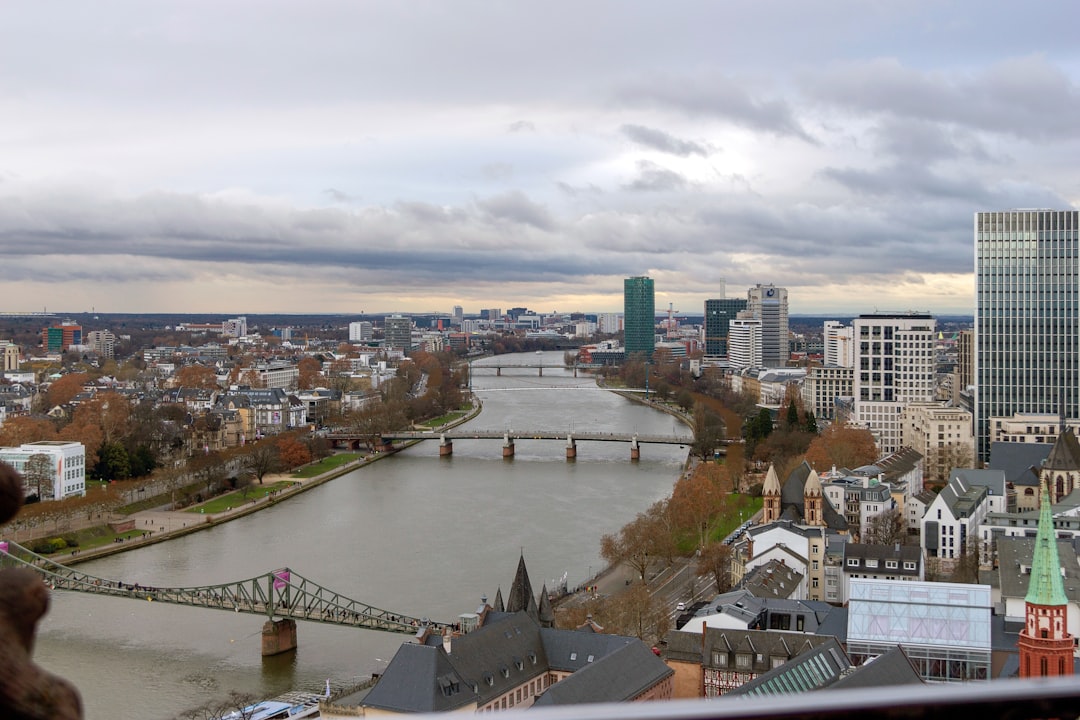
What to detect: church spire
<box><xmin>1026</xmin><ymin>477</ymin><xmax>1068</xmax><ymax>607</ymax></box>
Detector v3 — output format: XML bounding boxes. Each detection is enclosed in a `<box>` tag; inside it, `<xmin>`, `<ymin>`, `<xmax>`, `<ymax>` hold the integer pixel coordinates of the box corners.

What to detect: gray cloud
<box><xmin>620</xmin><ymin>124</ymin><xmax>714</xmax><ymax>157</ymax></box>
<box><xmin>623</xmin><ymin>161</ymin><xmax>688</xmax><ymax>192</ymax></box>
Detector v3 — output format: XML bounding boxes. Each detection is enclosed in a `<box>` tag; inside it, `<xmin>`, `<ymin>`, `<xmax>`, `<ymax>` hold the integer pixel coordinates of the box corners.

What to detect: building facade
<box><xmin>746</xmin><ymin>284</ymin><xmax>789</xmax><ymax>368</ymax></box>
<box><xmin>348</xmin><ymin>321</ymin><xmax>373</xmax><ymax>343</ymax></box>
<box><xmin>727</xmin><ymin>316</ymin><xmax>762</xmax><ymax>370</ymax></box>
<box><xmin>900</xmin><ymin>402</ymin><xmax>975</xmax><ymax>483</ymax></box>
<box><xmin>704</xmin><ymin>297</ymin><xmax>748</xmax><ymax>357</ymax></box>
<box><xmin>852</xmin><ymin>313</ymin><xmax>937</xmax><ymax>454</ymax></box>
<box><xmin>0</xmin><ymin>440</ymin><xmax>86</xmax><ymax>501</ymax></box>
<box><xmin>623</xmin><ymin>276</ymin><xmax>656</xmax><ymax>360</ymax></box>
<box><xmin>383</xmin><ymin>315</ymin><xmax>414</xmax><ymax>351</ymax></box>
<box><xmin>976</xmin><ymin>210</ymin><xmax>1080</xmax><ymax>462</ymax></box>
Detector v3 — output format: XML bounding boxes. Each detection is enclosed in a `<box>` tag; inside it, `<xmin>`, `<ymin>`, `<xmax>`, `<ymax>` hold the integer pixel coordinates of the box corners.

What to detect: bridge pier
<box><xmin>261</xmin><ymin>618</ymin><xmax>297</xmax><ymax>656</ymax></box>
<box><xmin>630</xmin><ymin>437</ymin><xmax>640</xmax><ymax>461</ymax></box>
<box><xmin>496</xmin><ymin>367</ymin><xmax>501</xmax><ymax>376</ymax></box>
<box><xmin>439</xmin><ymin>434</ymin><xmax>453</xmax><ymax>457</ymax></box>
<box><xmin>503</xmin><ymin>433</ymin><xmax>515</xmax><ymax>458</ymax></box>
<box><xmin>538</xmin><ymin>367</ymin><xmax>542</xmax><ymax>376</ymax></box>
<box><xmin>376</xmin><ymin>438</ymin><xmax>395</xmax><ymax>454</ymax></box>
<box><xmin>566</xmin><ymin>435</ymin><xmax>576</xmax><ymax>460</ymax></box>
<box><xmin>573</xmin><ymin>366</ymin><xmax>577</xmax><ymax>378</ymax></box>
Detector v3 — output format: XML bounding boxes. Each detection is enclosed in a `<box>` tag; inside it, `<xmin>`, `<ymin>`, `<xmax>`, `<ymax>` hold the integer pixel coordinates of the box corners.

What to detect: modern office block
<box><xmin>975</xmin><ymin>210</ymin><xmax>1080</xmax><ymax>462</ymax></box>
<box><xmin>623</xmin><ymin>276</ymin><xmax>656</xmax><ymax>360</ymax></box>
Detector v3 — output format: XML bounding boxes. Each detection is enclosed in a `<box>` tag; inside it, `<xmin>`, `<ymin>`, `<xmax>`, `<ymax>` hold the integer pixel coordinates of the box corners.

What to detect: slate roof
<box><xmin>743</xmin><ymin>559</ymin><xmax>803</xmax><ymax>599</ymax></box>
<box><xmin>531</xmin><ymin>642</ymin><xmax>672</xmax><ymax>706</ymax></box>
<box><xmin>780</xmin><ymin>461</ymin><xmax>848</xmax><ymax>531</ymax></box>
<box><xmin>950</xmin><ymin>468</ymin><xmax>1007</xmax><ymax>498</ymax></box>
<box><xmin>989</xmin><ymin>442</ymin><xmax>1052</xmax><ymax>488</ymax></box>
<box><xmin>1044</xmin><ymin>428</ymin><xmax>1080</xmax><ymax>472</ymax></box>
<box><xmin>830</xmin><ymin>645</ymin><xmax>923</xmax><ymax>689</ymax></box>
<box><xmin>726</xmin><ymin>637</ymin><xmax>850</xmax><ymax>696</ymax></box>
<box><xmin>663</xmin><ymin>627</ymin><xmax>837</xmax><ymax>674</ymax></box>
<box><xmin>842</xmin><ymin>543</ymin><xmax>922</xmax><ymax>577</ymax></box>
<box><xmin>992</xmin><ymin>536</ymin><xmax>1080</xmax><ymax>604</ymax></box>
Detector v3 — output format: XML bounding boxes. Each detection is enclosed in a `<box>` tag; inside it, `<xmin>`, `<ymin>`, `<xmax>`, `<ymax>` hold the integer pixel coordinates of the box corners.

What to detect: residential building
<box><xmin>623</xmin><ymin>276</ymin><xmax>655</xmax><ymax>360</ymax></box>
<box><xmin>900</xmin><ymin>402</ymin><xmax>975</xmax><ymax>483</ymax></box>
<box><xmin>841</xmin><ymin>543</ymin><xmax>923</xmax><ymax>602</ymax></box>
<box><xmin>348</xmin><ymin>321</ymin><xmax>373</xmax><ymax>343</ymax></box>
<box><xmin>0</xmin><ymin>440</ymin><xmax>86</xmax><ymax>501</ymax></box>
<box><xmin>801</xmin><ymin>364</ymin><xmax>854</xmax><ymax>422</ymax></box>
<box><xmin>704</xmin><ymin>297</ymin><xmax>748</xmax><ymax>357</ymax></box>
<box><xmin>852</xmin><ymin>312</ymin><xmax>937</xmax><ymax>454</ymax></box>
<box><xmin>921</xmin><ymin>471</ymin><xmax>992</xmax><ymax>564</ymax></box>
<box><xmin>727</xmin><ymin>315</ymin><xmax>762</xmax><ymax>371</ymax></box>
<box><xmin>956</xmin><ymin>329</ymin><xmax>974</xmax><ymax>403</ymax></box>
<box><xmin>824</xmin><ymin>320</ymin><xmax>855</xmax><ymax>368</ymax></box>
<box><xmin>739</xmin><ymin>520</ymin><xmax>836</xmax><ymax>602</ymax></box>
<box><xmin>251</xmin><ymin>361</ymin><xmax>299</xmax><ymax>391</ymax></box>
<box><xmin>84</xmin><ymin>330</ymin><xmax>116</xmax><ymax>359</ymax></box>
<box><xmin>383</xmin><ymin>315</ymin><xmax>414</xmax><ymax>351</ymax></box>
<box><xmin>222</xmin><ymin>316</ymin><xmax>248</xmax><ymax>338</ymax></box>
<box><xmin>746</xmin><ymin>284</ymin><xmax>789</xmax><ymax>367</ymax></box>
<box><xmin>990</xmin><ymin>413</ymin><xmax>1080</xmax><ymax>446</ymax></box>
<box><xmin>975</xmin><ymin>209</ymin><xmax>1080</xmax><ymax>462</ymax></box>
<box><xmin>596</xmin><ymin>313</ymin><xmax>622</xmax><ymax>335</ymax></box>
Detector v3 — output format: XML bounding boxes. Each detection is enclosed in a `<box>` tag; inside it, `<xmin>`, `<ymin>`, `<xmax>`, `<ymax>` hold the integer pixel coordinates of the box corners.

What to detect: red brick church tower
<box><xmin>1017</xmin><ymin>477</ymin><xmax>1074</xmax><ymax>677</ymax></box>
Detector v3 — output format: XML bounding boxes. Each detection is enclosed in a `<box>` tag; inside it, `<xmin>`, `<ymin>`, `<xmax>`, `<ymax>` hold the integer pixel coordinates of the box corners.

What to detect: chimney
<box><xmin>443</xmin><ymin>627</ymin><xmax>452</xmax><ymax>654</ymax></box>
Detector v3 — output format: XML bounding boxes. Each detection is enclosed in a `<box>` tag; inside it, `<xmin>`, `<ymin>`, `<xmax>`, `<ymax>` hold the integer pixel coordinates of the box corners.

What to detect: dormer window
<box><xmin>514</xmin><ymin>658</ymin><xmax>523</xmax><ymax>671</ymax></box>
<box><xmin>569</xmin><ymin>652</ymin><xmax>577</xmax><ymax>661</ymax></box>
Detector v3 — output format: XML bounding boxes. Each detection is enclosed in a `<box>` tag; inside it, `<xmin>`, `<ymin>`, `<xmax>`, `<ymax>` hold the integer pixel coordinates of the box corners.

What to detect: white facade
<box><xmin>746</xmin><ymin>284</ymin><xmax>789</xmax><ymax>368</ymax></box>
<box><xmin>348</xmin><ymin>321</ymin><xmax>373</xmax><ymax>342</ymax></box>
<box><xmin>0</xmin><ymin>440</ymin><xmax>86</xmax><ymax>501</ymax></box>
<box><xmin>222</xmin><ymin>316</ymin><xmax>248</xmax><ymax>338</ymax></box>
<box><xmin>727</xmin><ymin>316</ymin><xmax>761</xmax><ymax>370</ymax></box>
<box><xmin>823</xmin><ymin>321</ymin><xmax>854</xmax><ymax>368</ymax></box>
<box><xmin>921</xmin><ymin>473</ymin><xmax>991</xmax><ymax>562</ymax></box>
<box><xmin>597</xmin><ymin>313</ymin><xmax>622</xmax><ymax>334</ymax></box>
<box><xmin>989</xmin><ymin>413</ymin><xmax>1080</xmax><ymax>445</ymax></box>
<box><xmin>852</xmin><ymin>313</ymin><xmax>937</xmax><ymax>454</ymax></box>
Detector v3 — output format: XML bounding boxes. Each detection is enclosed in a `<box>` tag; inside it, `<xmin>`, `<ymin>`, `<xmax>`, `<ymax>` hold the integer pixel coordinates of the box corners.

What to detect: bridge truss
<box><xmin>0</xmin><ymin>541</ymin><xmax>448</xmax><ymax>635</ymax></box>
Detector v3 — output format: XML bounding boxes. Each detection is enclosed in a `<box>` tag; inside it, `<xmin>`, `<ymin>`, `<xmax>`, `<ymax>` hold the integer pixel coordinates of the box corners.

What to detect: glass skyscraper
<box><xmin>975</xmin><ymin>210</ymin><xmax>1080</xmax><ymax>462</ymax></box>
<box><xmin>704</xmin><ymin>297</ymin><xmax>748</xmax><ymax>357</ymax></box>
<box><xmin>623</xmin><ymin>276</ymin><xmax>655</xmax><ymax>360</ymax></box>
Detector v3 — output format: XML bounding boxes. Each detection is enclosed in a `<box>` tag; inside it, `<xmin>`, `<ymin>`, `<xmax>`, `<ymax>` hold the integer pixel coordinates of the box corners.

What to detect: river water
<box><xmin>33</xmin><ymin>352</ymin><xmax>690</xmax><ymax>720</ymax></box>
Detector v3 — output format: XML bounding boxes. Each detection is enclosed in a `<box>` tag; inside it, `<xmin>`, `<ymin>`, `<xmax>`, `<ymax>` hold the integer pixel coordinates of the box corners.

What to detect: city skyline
<box><xmin>0</xmin><ymin>3</ymin><xmax>1077</xmax><ymax>315</ymax></box>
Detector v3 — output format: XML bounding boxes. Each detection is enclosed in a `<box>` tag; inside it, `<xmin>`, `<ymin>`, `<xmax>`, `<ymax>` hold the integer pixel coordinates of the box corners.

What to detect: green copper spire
<box><xmin>1025</xmin><ymin>477</ymin><xmax>1069</xmax><ymax>606</ymax></box>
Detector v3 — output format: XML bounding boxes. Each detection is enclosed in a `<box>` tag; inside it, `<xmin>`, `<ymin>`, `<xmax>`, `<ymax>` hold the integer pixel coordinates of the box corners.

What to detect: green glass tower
<box><xmin>623</xmin><ymin>276</ymin><xmax>655</xmax><ymax>360</ymax></box>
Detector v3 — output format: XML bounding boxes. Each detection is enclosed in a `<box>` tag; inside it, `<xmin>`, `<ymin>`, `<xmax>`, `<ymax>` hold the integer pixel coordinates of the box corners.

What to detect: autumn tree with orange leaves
<box><xmin>804</xmin><ymin>422</ymin><xmax>878</xmax><ymax>472</ymax></box>
<box><xmin>45</xmin><ymin>372</ymin><xmax>91</xmax><ymax>408</ymax></box>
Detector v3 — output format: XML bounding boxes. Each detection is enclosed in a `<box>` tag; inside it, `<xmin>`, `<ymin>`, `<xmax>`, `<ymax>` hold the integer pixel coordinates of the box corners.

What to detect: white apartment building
<box><xmin>253</xmin><ymin>361</ymin><xmax>300</xmax><ymax>390</ymax></box>
<box><xmin>0</xmin><ymin>440</ymin><xmax>86</xmax><ymax>501</ymax></box>
<box><xmin>989</xmin><ymin>413</ymin><xmax>1080</xmax><ymax>445</ymax></box>
<box><xmin>900</xmin><ymin>402</ymin><xmax>975</xmax><ymax>483</ymax></box>
<box><xmin>597</xmin><ymin>313</ymin><xmax>622</xmax><ymax>335</ymax></box>
<box><xmin>852</xmin><ymin>313</ymin><xmax>937</xmax><ymax>454</ymax></box>
<box><xmin>921</xmin><ymin>472</ymin><xmax>991</xmax><ymax>563</ymax></box>
<box><xmin>727</xmin><ymin>315</ymin><xmax>762</xmax><ymax>370</ymax></box>
<box><xmin>823</xmin><ymin>321</ymin><xmax>854</xmax><ymax>368</ymax></box>
<box><xmin>349</xmin><ymin>321</ymin><xmax>374</xmax><ymax>343</ymax></box>
<box><xmin>223</xmin><ymin>316</ymin><xmax>248</xmax><ymax>338</ymax></box>
<box><xmin>85</xmin><ymin>330</ymin><xmax>116</xmax><ymax>359</ymax></box>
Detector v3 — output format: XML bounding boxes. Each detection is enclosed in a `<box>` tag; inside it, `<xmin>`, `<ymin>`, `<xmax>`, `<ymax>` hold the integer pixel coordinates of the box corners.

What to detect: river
<box><xmin>33</xmin><ymin>352</ymin><xmax>691</xmax><ymax>720</ymax></box>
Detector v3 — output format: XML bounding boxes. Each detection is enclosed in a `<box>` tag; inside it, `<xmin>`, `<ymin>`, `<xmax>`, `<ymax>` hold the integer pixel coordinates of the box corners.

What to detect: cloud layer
<box><xmin>0</xmin><ymin>1</ymin><xmax>1076</xmax><ymax>315</ymax></box>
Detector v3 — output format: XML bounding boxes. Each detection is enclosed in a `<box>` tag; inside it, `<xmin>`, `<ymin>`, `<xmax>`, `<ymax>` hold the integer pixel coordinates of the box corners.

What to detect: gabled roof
<box><xmin>989</xmin><ymin>442</ymin><xmax>1052</xmax><ymax>487</ymax></box>
<box><xmin>744</xmin><ymin>559</ymin><xmax>804</xmax><ymax>600</ymax></box>
<box><xmin>950</xmin><ymin>468</ymin><xmax>1007</xmax><ymax>497</ymax></box>
<box><xmin>830</xmin><ymin>645</ymin><xmax>923</xmax><ymax>690</ymax></box>
<box><xmin>1044</xmin><ymin>427</ymin><xmax>1080</xmax><ymax>472</ymax></box>
<box><xmin>531</xmin><ymin>642</ymin><xmax>671</xmax><ymax>706</ymax></box>
<box><xmin>780</xmin><ymin>461</ymin><xmax>848</xmax><ymax>530</ymax></box>
<box><xmin>727</xmin><ymin>637</ymin><xmax>850</xmax><ymax>697</ymax></box>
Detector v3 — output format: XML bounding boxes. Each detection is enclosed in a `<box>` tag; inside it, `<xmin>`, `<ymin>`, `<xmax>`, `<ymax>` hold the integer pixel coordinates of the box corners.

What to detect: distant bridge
<box><xmin>469</xmin><ymin>363</ymin><xmax>581</xmax><ymax>377</ymax></box>
<box><xmin>0</xmin><ymin>540</ymin><xmax>450</xmax><ymax>656</ymax></box>
<box><xmin>325</xmin><ymin>429</ymin><xmax>712</xmax><ymax>459</ymax></box>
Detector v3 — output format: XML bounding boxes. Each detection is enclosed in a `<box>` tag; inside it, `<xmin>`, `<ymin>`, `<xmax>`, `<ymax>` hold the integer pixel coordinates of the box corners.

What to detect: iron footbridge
<box><xmin>0</xmin><ymin>541</ymin><xmax>450</xmax><ymax>636</ymax></box>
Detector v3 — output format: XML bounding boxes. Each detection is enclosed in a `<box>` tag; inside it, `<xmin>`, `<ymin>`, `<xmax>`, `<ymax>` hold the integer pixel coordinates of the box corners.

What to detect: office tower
<box><xmin>383</xmin><ymin>315</ymin><xmax>414</xmax><ymax>350</ymax></box>
<box><xmin>704</xmin><ymin>297</ymin><xmax>748</xmax><ymax>357</ymax></box>
<box><xmin>452</xmin><ymin>305</ymin><xmax>464</xmax><ymax>327</ymax></box>
<box><xmin>85</xmin><ymin>330</ymin><xmax>116</xmax><ymax>359</ymax></box>
<box><xmin>41</xmin><ymin>320</ymin><xmax>82</xmax><ymax>352</ymax></box>
<box><xmin>623</xmin><ymin>276</ymin><xmax>655</xmax><ymax>360</ymax></box>
<box><xmin>223</xmin><ymin>316</ymin><xmax>248</xmax><ymax>338</ymax></box>
<box><xmin>747</xmin><ymin>284</ymin><xmax>789</xmax><ymax>367</ymax></box>
<box><xmin>975</xmin><ymin>210</ymin><xmax>1079</xmax><ymax>462</ymax></box>
<box><xmin>852</xmin><ymin>312</ymin><xmax>936</xmax><ymax>454</ymax></box>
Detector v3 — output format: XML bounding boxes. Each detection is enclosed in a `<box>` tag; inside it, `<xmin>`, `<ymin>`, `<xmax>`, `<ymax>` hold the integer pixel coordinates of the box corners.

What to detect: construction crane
<box><xmin>666</xmin><ymin>302</ymin><xmax>679</xmax><ymax>338</ymax></box>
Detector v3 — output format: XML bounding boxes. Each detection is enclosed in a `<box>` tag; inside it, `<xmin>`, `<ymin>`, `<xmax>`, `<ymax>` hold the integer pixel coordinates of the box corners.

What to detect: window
<box><xmin>885</xmin><ymin>560</ymin><xmax>898</xmax><ymax>569</ymax></box>
<box><xmin>847</xmin><ymin>558</ymin><xmax>860</xmax><ymax>567</ymax></box>
<box><xmin>736</xmin><ymin>654</ymin><xmax>752</xmax><ymax>670</ymax></box>
<box><xmin>712</xmin><ymin>651</ymin><xmax>727</xmax><ymax>667</ymax></box>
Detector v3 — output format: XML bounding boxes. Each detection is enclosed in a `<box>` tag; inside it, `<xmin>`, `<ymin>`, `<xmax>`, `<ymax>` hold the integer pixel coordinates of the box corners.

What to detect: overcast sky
<box><xmin>1</xmin><ymin>1</ymin><xmax>1077</xmax><ymax>317</ymax></box>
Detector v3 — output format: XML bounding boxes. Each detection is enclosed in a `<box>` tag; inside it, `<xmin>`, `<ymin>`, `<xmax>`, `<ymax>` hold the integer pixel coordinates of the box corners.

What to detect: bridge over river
<box><xmin>0</xmin><ymin>540</ymin><xmax>451</xmax><ymax>656</ymax></box>
<box><xmin>326</xmin><ymin>429</ymin><xmax>707</xmax><ymax>459</ymax></box>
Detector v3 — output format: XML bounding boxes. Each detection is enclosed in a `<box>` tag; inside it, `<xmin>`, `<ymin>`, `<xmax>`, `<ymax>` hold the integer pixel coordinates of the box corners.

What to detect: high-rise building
<box><xmin>383</xmin><ymin>315</ymin><xmax>414</xmax><ymax>351</ymax></box>
<box><xmin>746</xmin><ymin>284</ymin><xmax>789</xmax><ymax>367</ymax></box>
<box><xmin>452</xmin><ymin>305</ymin><xmax>464</xmax><ymax>327</ymax></box>
<box><xmin>41</xmin><ymin>320</ymin><xmax>82</xmax><ymax>352</ymax></box>
<box><xmin>823</xmin><ymin>321</ymin><xmax>854</xmax><ymax>368</ymax></box>
<box><xmin>727</xmin><ymin>315</ymin><xmax>762</xmax><ymax>370</ymax></box>
<box><xmin>704</xmin><ymin>298</ymin><xmax>748</xmax><ymax>357</ymax></box>
<box><xmin>623</xmin><ymin>276</ymin><xmax>655</xmax><ymax>360</ymax></box>
<box><xmin>349</xmin><ymin>321</ymin><xmax>373</xmax><ymax>343</ymax></box>
<box><xmin>85</xmin><ymin>330</ymin><xmax>116</xmax><ymax>359</ymax></box>
<box><xmin>975</xmin><ymin>210</ymin><xmax>1079</xmax><ymax>462</ymax></box>
<box><xmin>852</xmin><ymin>312</ymin><xmax>936</xmax><ymax>454</ymax></box>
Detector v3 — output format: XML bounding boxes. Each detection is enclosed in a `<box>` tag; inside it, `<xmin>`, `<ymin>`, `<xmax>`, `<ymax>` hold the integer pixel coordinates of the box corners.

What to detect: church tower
<box><xmin>803</xmin><ymin>468</ymin><xmax>824</xmax><ymax>527</ymax></box>
<box><xmin>762</xmin><ymin>465</ymin><xmax>782</xmax><ymax>523</ymax></box>
<box><xmin>1017</xmin><ymin>477</ymin><xmax>1074</xmax><ymax>678</ymax></box>
<box><xmin>1040</xmin><ymin>427</ymin><xmax>1080</xmax><ymax>504</ymax></box>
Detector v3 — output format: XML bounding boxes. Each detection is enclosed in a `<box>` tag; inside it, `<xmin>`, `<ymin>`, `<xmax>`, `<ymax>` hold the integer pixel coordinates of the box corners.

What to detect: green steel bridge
<box><xmin>0</xmin><ymin>540</ymin><xmax>449</xmax><ymax>639</ymax></box>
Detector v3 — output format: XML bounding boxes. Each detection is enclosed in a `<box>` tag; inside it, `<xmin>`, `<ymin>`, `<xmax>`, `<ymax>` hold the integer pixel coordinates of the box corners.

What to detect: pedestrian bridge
<box><xmin>0</xmin><ymin>540</ymin><xmax>450</xmax><ymax>656</ymax></box>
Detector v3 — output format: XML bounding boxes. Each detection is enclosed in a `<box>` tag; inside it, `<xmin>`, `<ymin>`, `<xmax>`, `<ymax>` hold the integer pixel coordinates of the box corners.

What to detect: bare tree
<box><xmin>863</xmin><ymin>507</ymin><xmax>908</xmax><ymax>546</ymax></box>
<box><xmin>696</xmin><ymin>542</ymin><xmax>734</xmax><ymax>594</ymax></box>
<box><xmin>241</xmin><ymin>441</ymin><xmax>280</xmax><ymax>485</ymax></box>
<box><xmin>23</xmin><ymin>454</ymin><xmax>54</xmax><ymax>501</ymax></box>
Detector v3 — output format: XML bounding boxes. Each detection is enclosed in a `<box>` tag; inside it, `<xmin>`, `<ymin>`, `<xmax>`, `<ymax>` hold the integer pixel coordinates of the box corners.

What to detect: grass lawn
<box><xmin>186</xmin><ymin>481</ymin><xmax>295</xmax><ymax>514</ymax></box>
<box><xmin>416</xmin><ymin>408</ymin><xmax>471</xmax><ymax>428</ymax></box>
<box><xmin>291</xmin><ymin>452</ymin><xmax>362</xmax><ymax>478</ymax></box>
